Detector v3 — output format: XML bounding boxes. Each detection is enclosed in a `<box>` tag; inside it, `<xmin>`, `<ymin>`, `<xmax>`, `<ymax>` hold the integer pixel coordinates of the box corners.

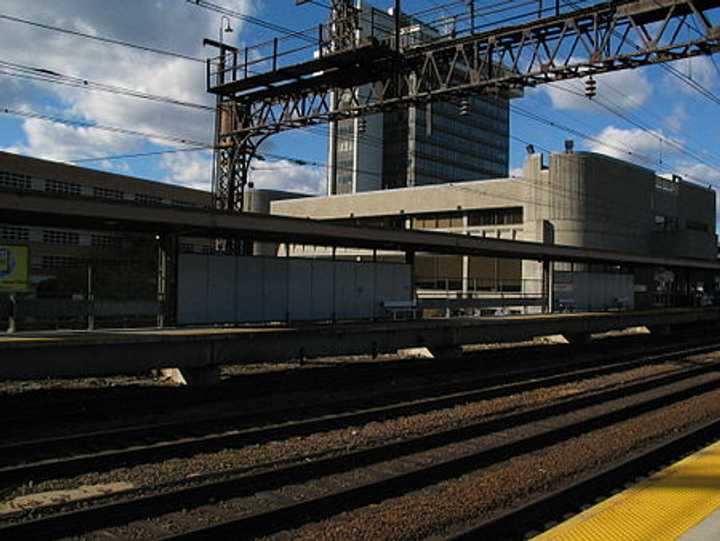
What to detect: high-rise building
<box><xmin>327</xmin><ymin>1</ymin><xmax>511</xmax><ymax>195</ymax></box>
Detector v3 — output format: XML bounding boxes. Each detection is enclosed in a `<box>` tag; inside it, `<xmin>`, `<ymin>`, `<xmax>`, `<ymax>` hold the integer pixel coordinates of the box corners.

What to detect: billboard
<box><xmin>0</xmin><ymin>245</ymin><xmax>29</xmax><ymax>292</ymax></box>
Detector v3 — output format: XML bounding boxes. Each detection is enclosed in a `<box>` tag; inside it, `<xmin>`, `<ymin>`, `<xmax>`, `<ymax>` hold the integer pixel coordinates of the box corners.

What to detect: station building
<box><xmin>271</xmin><ymin>150</ymin><xmax>719</xmax><ymax>311</ymax></box>
<box><xmin>1</xmin><ymin>148</ymin><xmax>717</xmax><ymax>316</ymax></box>
<box><xmin>0</xmin><ymin>151</ymin><xmax>212</xmax><ymax>301</ymax></box>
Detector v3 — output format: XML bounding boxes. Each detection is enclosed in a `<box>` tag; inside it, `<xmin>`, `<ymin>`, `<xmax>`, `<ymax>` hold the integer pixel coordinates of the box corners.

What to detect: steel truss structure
<box><xmin>206</xmin><ymin>0</ymin><xmax>720</xmax><ymax>211</ymax></box>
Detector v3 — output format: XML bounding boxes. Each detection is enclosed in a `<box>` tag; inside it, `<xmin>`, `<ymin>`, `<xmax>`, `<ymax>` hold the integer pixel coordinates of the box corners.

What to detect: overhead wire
<box><xmin>0</xmin><ymin>13</ymin><xmax>205</xmax><ymax>63</ymax></box>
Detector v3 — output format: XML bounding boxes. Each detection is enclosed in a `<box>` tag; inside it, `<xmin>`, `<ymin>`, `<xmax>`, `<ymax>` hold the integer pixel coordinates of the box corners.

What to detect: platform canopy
<box><xmin>2</xmin><ymin>189</ymin><xmax>719</xmax><ymax>271</ymax></box>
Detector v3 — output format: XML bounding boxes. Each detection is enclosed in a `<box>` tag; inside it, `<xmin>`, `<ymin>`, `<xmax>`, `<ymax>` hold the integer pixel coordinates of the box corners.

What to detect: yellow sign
<box><xmin>0</xmin><ymin>245</ymin><xmax>29</xmax><ymax>292</ymax></box>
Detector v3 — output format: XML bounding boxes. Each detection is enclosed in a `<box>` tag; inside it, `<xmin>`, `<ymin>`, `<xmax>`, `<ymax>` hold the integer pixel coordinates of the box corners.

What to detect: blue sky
<box><xmin>0</xmin><ymin>0</ymin><xmax>719</xmax><ymax>229</ymax></box>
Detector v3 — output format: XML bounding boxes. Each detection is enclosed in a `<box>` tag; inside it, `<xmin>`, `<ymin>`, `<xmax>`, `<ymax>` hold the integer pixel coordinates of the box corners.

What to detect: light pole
<box><xmin>219</xmin><ymin>15</ymin><xmax>233</xmax><ymax>46</ymax></box>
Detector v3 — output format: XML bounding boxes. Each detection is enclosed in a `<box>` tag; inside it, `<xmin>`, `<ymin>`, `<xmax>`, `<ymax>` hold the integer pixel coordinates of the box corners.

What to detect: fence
<box><xmin>1</xmin><ymin>294</ymin><xmax>161</xmax><ymax>331</ymax></box>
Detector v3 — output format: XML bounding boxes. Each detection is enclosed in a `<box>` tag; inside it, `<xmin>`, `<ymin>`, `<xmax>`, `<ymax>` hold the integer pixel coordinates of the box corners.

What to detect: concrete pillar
<box><xmin>428</xmin><ymin>345</ymin><xmax>464</xmax><ymax>359</ymax></box>
<box><xmin>563</xmin><ymin>332</ymin><xmax>591</xmax><ymax>345</ymax></box>
<box><xmin>542</xmin><ymin>259</ymin><xmax>553</xmax><ymax>313</ymax></box>
<box><xmin>397</xmin><ymin>345</ymin><xmax>463</xmax><ymax>359</ymax></box>
<box><xmin>406</xmin><ymin>250</ymin><xmax>416</xmax><ymax>303</ymax></box>
<box><xmin>6</xmin><ymin>294</ymin><xmax>16</xmax><ymax>334</ymax></box>
<box><xmin>649</xmin><ymin>325</ymin><xmax>672</xmax><ymax>336</ymax></box>
<box><xmin>159</xmin><ymin>366</ymin><xmax>221</xmax><ymax>386</ymax></box>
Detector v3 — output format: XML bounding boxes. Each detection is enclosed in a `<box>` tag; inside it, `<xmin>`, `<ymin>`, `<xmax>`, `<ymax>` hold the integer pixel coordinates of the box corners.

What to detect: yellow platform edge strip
<box><xmin>532</xmin><ymin>439</ymin><xmax>720</xmax><ymax>541</ymax></box>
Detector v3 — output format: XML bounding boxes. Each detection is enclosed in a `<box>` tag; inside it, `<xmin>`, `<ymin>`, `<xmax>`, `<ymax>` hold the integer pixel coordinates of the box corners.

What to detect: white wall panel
<box><xmin>236</xmin><ymin>257</ymin><xmax>265</xmax><ymax>322</ymax></box>
<box><xmin>177</xmin><ymin>254</ymin><xmax>209</xmax><ymax>325</ymax></box>
<box><xmin>208</xmin><ymin>256</ymin><xmax>237</xmax><ymax>322</ymax></box>
<box><xmin>177</xmin><ymin>255</ymin><xmax>411</xmax><ymax>325</ymax></box>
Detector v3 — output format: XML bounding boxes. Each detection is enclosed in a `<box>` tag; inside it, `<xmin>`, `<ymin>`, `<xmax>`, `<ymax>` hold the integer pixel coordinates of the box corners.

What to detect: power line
<box><xmin>0</xmin><ymin>62</ymin><xmax>213</xmax><ymax>112</ymax></box>
<box><xmin>69</xmin><ymin>146</ymin><xmax>210</xmax><ymax>164</ymax></box>
<box><xmin>1</xmin><ymin>106</ymin><xmax>212</xmax><ymax>148</ymax></box>
<box><xmin>0</xmin><ymin>13</ymin><xmax>204</xmax><ymax>63</ymax></box>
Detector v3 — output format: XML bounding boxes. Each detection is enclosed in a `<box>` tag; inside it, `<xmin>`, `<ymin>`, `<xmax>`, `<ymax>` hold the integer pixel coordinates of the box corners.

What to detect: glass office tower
<box><xmin>327</xmin><ymin>2</ymin><xmax>510</xmax><ymax>195</ymax></box>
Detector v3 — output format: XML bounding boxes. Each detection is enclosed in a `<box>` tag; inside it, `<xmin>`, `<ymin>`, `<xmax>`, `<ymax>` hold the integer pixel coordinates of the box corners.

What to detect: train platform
<box><xmin>0</xmin><ymin>308</ymin><xmax>717</xmax><ymax>381</ymax></box>
<box><xmin>534</xmin><ymin>438</ymin><xmax>720</xmax><ymax>541</ymax></box>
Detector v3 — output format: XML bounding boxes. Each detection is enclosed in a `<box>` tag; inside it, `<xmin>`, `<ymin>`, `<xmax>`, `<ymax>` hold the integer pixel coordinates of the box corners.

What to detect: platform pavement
<box><xmin>532</xmin><ymin>438</ymin><xmax>720</xmax><ymax>540</ymax></box>
<box><xmin>0</xmin><ymin>308</ymin><xmax>717</xmax><ymax>382</ymax></box>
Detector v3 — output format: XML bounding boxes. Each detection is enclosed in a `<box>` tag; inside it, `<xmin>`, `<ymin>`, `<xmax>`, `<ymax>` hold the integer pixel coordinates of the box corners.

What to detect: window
<box><xmin>411</xmin><ymin>212</ymin><xmax>463</xmax><ymax>229</ymax></box>
<box><xmin>91</xmin><ymin>234</ymin><xmax>122</xmax><ymax>248</ymax></box>
<box><xmin>171</xmin><ymin>199</ymin><xmax>197</xmax><ymax>208</ymax></box>
<box><xmin>45</xmin><ymin>179</ymin><xmax>81</xmax><ymax>195</ymax></box>
<box><xmin>42</xmin><ymin>255</ymin><xmax>83</xmax><ymax>268</ymax></box>
<box><xmin>654</xmin><ymin>215</ymin><xmax>679</xmax><ymax>232</ymax></box>
<box><xmin>467</xmin><ymin>207</ymin><xmax>523</xmax><ymax>226</ymax></box>
<box><xmin>93</xmin><ymin>187</ymin><xmax>124</xmax><ymax>200</ymax></box>
<box><xmin>43</xmin><ymin>229</ymin><xmax>80</xmax><ymax>245</ymax></box>
<box><xmin>338</xmin><ymin>216</ymin><xmax>405</xmax><ymax>229</ymax></box>
<box><xmin>687</xmin><ymin>220</ymin><xmax>709</xmax><ymax>232</ymax></box>
<box><xmin>0</xmin><ymin>225</ymin><xmax>29</xmax><ymax>242</ymax></box>
<box><xmin>0</xmin><ymin>171</ymin><xmax>32</xmax><ymax>191</ymax></box>
<box><xmin>655</xmin><ymin>176</ymin><xmax>679</xmax><ymax>194</ymax></box>
<box><xmin>134</xmin><ymin>193</ymin><xmax>163</xmax><ymax>205</ymax></box>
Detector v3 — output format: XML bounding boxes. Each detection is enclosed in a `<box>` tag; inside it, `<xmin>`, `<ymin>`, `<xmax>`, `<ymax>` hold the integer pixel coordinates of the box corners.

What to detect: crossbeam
<box><xmin>211</xmin><ymin>0</ymin><xmax>720</xmax><ymax>137</ymax></box>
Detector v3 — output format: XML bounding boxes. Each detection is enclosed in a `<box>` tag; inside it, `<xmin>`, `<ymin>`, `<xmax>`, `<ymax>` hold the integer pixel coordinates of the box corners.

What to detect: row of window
<box><xmin>0</xmin><ymin>225</ymin><xmax>124</xmax><ymax>248</ymax></box>
<box><xmin>333</xmin><ymin>208</ymin><xmax>524</xmax><ymax>231</ymax></box>
<box><xmin>43</xmin><ymin>230</ymin><xmax>80</xmax><ymax>245</ymax></box>
<box><xmin>0</xmin><ymin>225</ymin><xmax>29</xmax><ymax>242</ymax></box>
<box><xmin>0</xmin><ymin>171</ymin><xmax>32</xmax><ymax>191</ymax></box>
<box><xmin>0</xmin><ymin>170</ymin><xmax>202</xmax><ymax>208</ymax></box>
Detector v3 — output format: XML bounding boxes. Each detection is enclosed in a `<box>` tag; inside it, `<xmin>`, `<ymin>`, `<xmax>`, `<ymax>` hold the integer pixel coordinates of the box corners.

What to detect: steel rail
<box><xmin>1</xmin><ymin>340</ymin><xmax>718</xmax><ymax>486</ymax></box>
<box><xmin>2</xmin><ymin>348</ymin><xmax>719</xmax><ymax>538</ymax></box>
<box><xmin>442</xmin><ymin>420</ymin><xmax>720</xmax><ymax>540</ymax></box>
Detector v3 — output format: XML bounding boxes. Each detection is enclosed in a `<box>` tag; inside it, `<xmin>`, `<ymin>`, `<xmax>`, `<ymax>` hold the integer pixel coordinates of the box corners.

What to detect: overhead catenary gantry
<box><xmin>203</xmin><ymin>0</ymin><xmax>720</xmax><ymax>213</ymax></box>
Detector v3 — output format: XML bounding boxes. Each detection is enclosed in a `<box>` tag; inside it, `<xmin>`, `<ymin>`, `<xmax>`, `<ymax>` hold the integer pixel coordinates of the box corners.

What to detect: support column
<box><xmin>157</xmin><ymin>234</ymin><xmax>179</xmax><ymax>328</ymax></box>
<box><xmin>542</xmin><ymin>259</ymin><xmax>554</xmax><ymax>314</ymax></box>
<box><xmin>6</xmin><ymin>294</ymin><xmax>16</xmax><ymax>334</ymax></box>
<box><xmin>87</xmin><ymin>263</ymin><xmax>95</xmax><ymax>331</ymax></box>
<box><xmin>405</xmin><ymin>250</ymin><xmax>416</xmax><ymax>303</ymax></box>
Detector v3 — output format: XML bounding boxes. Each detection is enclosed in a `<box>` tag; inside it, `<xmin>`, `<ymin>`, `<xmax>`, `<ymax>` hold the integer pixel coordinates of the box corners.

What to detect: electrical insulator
<box><xmin>357</xmin><ymin>116</ymin><xmax>367</xmax><ymax>133</ymax></box>
<box><xmin>585</xmin><ymin>76</ymin><xmax>597</xmax><ymax>99</ymax></box>
<box><xmin>459</xmin><ymin>98</ymin><xmax>470</xmax><ymax>116</ymax></box>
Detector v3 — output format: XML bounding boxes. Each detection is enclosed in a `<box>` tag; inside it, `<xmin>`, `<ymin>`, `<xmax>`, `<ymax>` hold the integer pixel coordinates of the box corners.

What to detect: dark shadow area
<box><xmin>0</xmin><ymin>327</ymin><xmax>710</xmax><ymax>436</ymax></box>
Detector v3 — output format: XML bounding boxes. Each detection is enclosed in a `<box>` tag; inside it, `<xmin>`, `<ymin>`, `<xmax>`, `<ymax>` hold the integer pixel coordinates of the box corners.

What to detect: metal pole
<box><xmin>87</xmin><ymin>263</ymin><xmax>95</xmax><ymax>331</ymax></box>
<box><xmin>394</xmin><ymin>0</ymin><xmax>401</xmax><ymax>52</ymax></box>
<box><xmin>7</xmin><ymin>294</ymin><xmax>16</xmax><ymax>334</ymax></box>
<box><xmin>470</xmin><ymin>0</ymin><xmax>475</xmax><ymax>34</ymax></box>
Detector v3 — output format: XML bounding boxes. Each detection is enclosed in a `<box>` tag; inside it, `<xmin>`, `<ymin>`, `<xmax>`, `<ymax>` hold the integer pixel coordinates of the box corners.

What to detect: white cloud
<box><xmin>509</xmin><ymin>167</ymin><xmax>523</xmax><ymax>178</ymax></box>
<box><xmin>160</xmin><ymin>150</ymin><xmax>214</xmax><ymax>192</ymax></box>
<box><xmin>250</xmin><ymin>160</ymin><xmax>326</xmax><ymax>195</ymax></box>
<box><xmin>544</xmin><ymin>68</ymin><xmax>652</xmax><ymax>111</ymax></box>
<box><xmin>158</xmin><ymin>152</ymin><xmax>325</xmax><ymax>196</ymax></box>
<box><xmin>585</xmin><ymin>125</ymin><xmax>670</xmax><ymax>167</ymax></box>
<box><xmin>3</xmin><ymin>117</ymin><xmax>142</xmax><ymax>162</ymax></box>
<box><xmin>674</xmin><ymin>162</ymin><xmax>720</xmax><ymax>186</ymax></box>
<box><xmin>665</xmin><ymin>104</ymin><xmax>687</xmax><ymax>133</ymax></box>
<box><xmin>0</xmin><ymin>0</ymin><xmax>254</xmax><ymax>182</ymax></box>
<box><xmin>667</xmin><ymin>57</ymin><xmax>718</xmax><ymax>95</ymax></box>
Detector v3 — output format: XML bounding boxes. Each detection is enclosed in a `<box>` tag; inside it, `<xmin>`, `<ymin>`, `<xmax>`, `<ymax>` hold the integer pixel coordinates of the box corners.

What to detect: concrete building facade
<box><xmin>273</xmin><ymin>150</ymin><xmax>718</xmax><ymax>310</ymax></box>
<box><xmin>0</xmin><ymin>151</ymin><xmax>212</xmax><ymax>299</ymax></box>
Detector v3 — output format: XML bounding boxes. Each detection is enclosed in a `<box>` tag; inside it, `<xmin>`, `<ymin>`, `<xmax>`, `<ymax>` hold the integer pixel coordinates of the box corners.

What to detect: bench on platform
<box><xmin>382</xmin><ymin>300</ymin><xmax>419</xmax><ymax>320</ymax></box>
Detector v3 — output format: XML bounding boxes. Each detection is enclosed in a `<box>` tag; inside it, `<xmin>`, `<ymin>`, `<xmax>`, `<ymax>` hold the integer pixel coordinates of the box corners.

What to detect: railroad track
<box><xmin>0</xmin><ymin>339</ymin><xmax>717</xmax><ymax>486</ymax></box>
<box><xmin>1</xmin><ymin>341</ymin><xmax>719</xmax><ymax>539</ymax></box>
<box><xmin>0</xmin><ymin>328</ymin><xmax>688</xmax><ymax>430</ymax></box>
<box><xmin>443</xmin><ymin>417</ymin><xmax>720</xmax><ymax>540</ymax></box>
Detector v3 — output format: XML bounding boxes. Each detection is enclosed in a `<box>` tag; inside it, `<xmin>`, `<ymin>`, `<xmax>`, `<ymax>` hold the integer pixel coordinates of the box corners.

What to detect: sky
<box><xmin>0</xmin><ymin>0</ymin><xmax>719</xmax><ymax>230</ymax></box>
